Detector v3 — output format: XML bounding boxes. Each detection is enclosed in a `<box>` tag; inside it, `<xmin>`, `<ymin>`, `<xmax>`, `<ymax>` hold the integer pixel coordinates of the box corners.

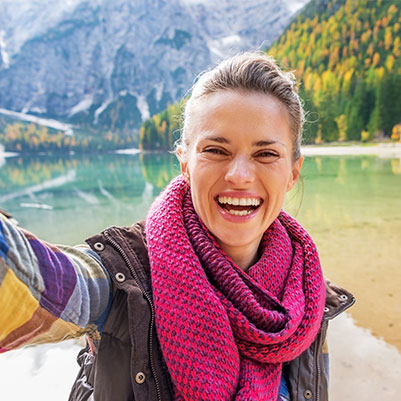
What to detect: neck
<box><xmin>219</xmin><ymin>242</ymin><xmax>260</xmax><ymax>271</ymax></box>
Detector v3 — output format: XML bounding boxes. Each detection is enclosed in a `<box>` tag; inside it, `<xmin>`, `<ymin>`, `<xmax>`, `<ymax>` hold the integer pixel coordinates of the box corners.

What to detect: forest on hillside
<box><xmin>269</xmin><ymin>0</ymin><xmax>401</xmax><ymax>143</ymax></box>
<box><xmin>140</xmin><ymin>0</ymin><xmax>401</xmax><ymax>150</ymax></box>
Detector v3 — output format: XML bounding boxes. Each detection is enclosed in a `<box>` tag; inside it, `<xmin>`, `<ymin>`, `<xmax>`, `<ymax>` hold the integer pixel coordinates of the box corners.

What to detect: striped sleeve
<box><xmin>0</xmin><ymin>213</ymin><xmax>111</xmax><ymax>353</ymax></box>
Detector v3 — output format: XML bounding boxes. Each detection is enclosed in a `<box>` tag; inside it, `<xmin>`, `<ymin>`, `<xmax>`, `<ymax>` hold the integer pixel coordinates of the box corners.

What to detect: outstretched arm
<box><xmin>0</xmin><ymin>213</ymin><xmax>111</xmax><ymax>352</ymax></box>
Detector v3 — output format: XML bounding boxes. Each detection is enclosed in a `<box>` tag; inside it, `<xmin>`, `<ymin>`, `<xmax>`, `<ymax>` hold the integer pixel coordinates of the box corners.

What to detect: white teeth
<box><xmin>218</xmin><ymin>196</ymin><xmax>260</xmax><ymax>206</ymax></box>
<box><xmin>228</xmin><ymin>209</ymin><xmax>253</xmax><ymax>216</ymax></box>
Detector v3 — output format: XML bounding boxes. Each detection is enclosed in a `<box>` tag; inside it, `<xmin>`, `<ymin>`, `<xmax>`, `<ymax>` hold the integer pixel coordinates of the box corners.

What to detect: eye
<box><xmin>254</xmin><ymin>150</ymin><xmax>280</xmax><ymax>162</ymax></box>
<box><xmin>203</xmin><ymin>147</ymin><xmax>228</xmax><ymax>156</ymax></box>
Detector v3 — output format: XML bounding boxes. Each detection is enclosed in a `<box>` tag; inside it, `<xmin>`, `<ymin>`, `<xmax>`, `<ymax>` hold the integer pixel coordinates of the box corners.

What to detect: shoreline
<box><xmin>301</xmin><ymin>142</ymin><xmax>401</xmax><ymax>157</ymax></box>
<box><xmin>1</xmin><ymin>142</ymin><xmax>401</xmax><ymax>159</ymax></box>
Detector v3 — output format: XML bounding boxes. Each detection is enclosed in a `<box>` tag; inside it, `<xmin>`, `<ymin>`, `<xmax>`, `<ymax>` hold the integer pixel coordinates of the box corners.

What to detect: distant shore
<box><xmin>1</xmin><ymin>142</ymin><xmax>401</xmax><ymax>158</ymax></box>
<box><xmin>302</xmin><ymin>142</ymin><xmax>401</xmax><ymax>157</ymax></box>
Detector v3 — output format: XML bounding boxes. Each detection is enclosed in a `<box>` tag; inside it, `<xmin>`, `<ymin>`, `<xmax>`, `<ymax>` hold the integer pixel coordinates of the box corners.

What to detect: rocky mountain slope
<box><xmin>0</xmin><ymin>0</ymin><xmax>308</xmax><ymax>134</ymax></box>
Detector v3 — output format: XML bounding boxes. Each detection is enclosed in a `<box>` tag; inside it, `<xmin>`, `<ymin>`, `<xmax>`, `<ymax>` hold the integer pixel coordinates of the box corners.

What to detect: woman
<box><xmin>0</xmin><ymin>52</ymin><xmax>354</xmax><ymax>401</ymax></box>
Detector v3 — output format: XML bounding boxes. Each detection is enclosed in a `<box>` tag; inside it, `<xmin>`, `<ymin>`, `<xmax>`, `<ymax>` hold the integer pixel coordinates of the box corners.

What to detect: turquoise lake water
<box><xmin>1</xmin><ymin>151</ymin><xmax>401</xmax><ymax>351</ymax></box>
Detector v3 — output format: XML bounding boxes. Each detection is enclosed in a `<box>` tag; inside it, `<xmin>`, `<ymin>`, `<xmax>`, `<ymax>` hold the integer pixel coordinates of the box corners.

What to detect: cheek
<box><xmin>190</xmin><ymin>173</ymin><xmax>208</xmax><ymax>202</ymax></box>
<box><xmin>188</xmin><ymin>168</ymin><xmax>216</xmax><ymax>219</ymax></box>
<box><xmin>262</xmin><ymin>167</ymin><xmax>295</xmax><ymax>204</ymax></box>
<box><xmin>265</xmin><ymin>163</ymin><xmax>292</xmax><ymax>185</ymax></box>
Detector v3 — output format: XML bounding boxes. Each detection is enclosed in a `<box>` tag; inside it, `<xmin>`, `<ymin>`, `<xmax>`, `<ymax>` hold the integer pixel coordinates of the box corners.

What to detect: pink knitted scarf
<box><xmin>146</xmin><ymin>177</ymin><xmax>325</xmax><ymax>400</ymax></box>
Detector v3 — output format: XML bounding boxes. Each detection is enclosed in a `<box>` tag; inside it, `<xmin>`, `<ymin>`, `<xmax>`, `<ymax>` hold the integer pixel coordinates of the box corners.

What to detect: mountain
<box><xmin>0</xmin><ymin>0</ymin><xmax>82</xmax><ymax>63</ymax></box>
<box><xmin>268</xmin><ymin>0</ymin><xmax>401</xmax><ymax>142</ymax></box>
<box><xmin>141</xmin><ymin>0</ymin><xmax>401</xmax><ymax>149</ymax></box>
<box><xmin>0</xmin><ymin>0</ymin><xmax>308</xmax><ymax>136</ymax></box>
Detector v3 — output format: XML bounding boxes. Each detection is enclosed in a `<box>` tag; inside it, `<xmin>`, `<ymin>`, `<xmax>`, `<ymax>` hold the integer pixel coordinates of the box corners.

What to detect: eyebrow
<box><xmin>203</xmin><ymin>136</ymin><xmax>230</xmax><ymax>144</ymax></box>
<box><xmin>253</xmin><ymin>140</ymin><xmax>286</xmax><ymax>147</ymax></box>
<box><xmin>203</xmin><ymin>136</ymin><xmax>286</xmax><ymax>147</ymax></box>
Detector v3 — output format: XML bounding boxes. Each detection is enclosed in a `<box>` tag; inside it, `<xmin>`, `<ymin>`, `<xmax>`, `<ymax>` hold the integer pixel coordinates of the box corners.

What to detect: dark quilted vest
<box><xmin>68</xmin><ymin>221</ymin><xmax>354</xmax><ymax>401</ymax></box>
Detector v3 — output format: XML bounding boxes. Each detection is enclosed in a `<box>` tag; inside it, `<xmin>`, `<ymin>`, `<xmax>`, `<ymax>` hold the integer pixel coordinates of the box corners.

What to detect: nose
<box><xmin>224</xmin><ymin>155</ymin><xmax>255</xmax><ymax>187</ymax></box>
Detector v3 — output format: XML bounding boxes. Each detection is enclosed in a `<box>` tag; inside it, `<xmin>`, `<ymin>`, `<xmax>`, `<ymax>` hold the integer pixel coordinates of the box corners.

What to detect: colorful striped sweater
<box><xmin>0</xmin><ymin>213</ymin><xmax>111</xmax><ymax>353</ymax></box>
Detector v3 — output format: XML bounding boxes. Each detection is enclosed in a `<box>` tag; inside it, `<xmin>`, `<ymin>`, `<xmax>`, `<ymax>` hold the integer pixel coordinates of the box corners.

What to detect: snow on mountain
<box><xmin>0</xmin><ymin>108</ymin><xmax>74</xmax><ymax>135</ymax></box>
<box><xmin>0</xmin><ymin>0</ymin><xmax>82</xmax><ymax>57</ymax></box>
<box><xmin>0</xmin><ymin>0</ymin><xmax>309</xmax><ymax>133</ymax></box>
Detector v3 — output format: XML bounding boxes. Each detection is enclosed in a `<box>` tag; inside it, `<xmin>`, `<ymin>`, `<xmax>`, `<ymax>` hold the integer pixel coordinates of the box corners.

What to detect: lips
<box><xmin>216</xmin><ymin>194</ymin><xmax>263</xmax><ymax>216</ymax></box>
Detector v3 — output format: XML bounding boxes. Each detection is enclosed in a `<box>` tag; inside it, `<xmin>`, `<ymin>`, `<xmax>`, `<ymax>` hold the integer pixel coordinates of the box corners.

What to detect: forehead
<box><xmin>186</xmin><ymin>90</ymin><xmax>292</xmax><ymax>144</ymax></box>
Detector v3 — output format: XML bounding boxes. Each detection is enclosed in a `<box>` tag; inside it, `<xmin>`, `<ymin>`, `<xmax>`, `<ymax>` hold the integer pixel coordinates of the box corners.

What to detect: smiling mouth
<box><xmin>216</xmin><ymin>196</ymin><xmax>263</xmax><ymax>216</ymax></box>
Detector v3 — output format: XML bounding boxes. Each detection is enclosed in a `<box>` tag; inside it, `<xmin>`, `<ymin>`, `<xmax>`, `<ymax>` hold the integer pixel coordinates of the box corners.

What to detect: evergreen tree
<box><xmin>367</xmin><ymin>80</ymin><xmax>385</xmax><ymax>137</ymax></box>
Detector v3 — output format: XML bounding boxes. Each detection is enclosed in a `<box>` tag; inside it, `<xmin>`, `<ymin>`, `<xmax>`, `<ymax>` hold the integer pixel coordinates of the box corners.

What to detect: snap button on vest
<box><xmin>115</xmin><ymin>272</ymin><xmax>126</xmax><ymax>282</ymax></box>
<box><xmin>135</xmin><ymin>372</ymin><xmax>146</xmax><ymax>384</ymax></box>
<box><xmin>304</xmin><ymin>389</ymin><xmax>313</xmax><ymax>399</ymax></box>
<box><xmin>93</xmin><ymin>242</ymin><xmax>105</xmax><ymax>251</ymax></box>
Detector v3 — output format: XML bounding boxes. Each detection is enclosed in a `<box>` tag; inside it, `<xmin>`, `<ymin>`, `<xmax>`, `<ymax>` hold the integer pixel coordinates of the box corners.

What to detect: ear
<box><xmin>176</xmin><ymin>146</ymin><xmax>189</xmax><ymax>181</ymax></box>
<box><xmin>286</xmin><ymin>156</ymin><xmax>304</xmax><ymax>192</ymax></box>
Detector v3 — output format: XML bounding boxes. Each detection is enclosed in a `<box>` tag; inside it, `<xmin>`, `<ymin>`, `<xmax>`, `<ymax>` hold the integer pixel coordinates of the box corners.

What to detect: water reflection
<box><xmin>1</xmin><ymin>153</ymin><xmax>401</xmax><ymax>351</ymax></box>
<box><xmin>391</xmin><ymin>158</ymin><xmax>401</xmax><ymax>174</ymax></box>
<box><xmin>0</xmin><ymin>153</ymin><xmax>180</xmax><ymax>243</ymax></box>
<box><xmin>0</xmin><ymin>152</ymin><xmax>180</xmax><ymax>201</ymax></box>
<box><xmin>285</xmin><ymin>155</ymin><xmax>401</xmax><ymax>227</ymax></box>
<box><xmin>140</xmin><ymin>152</ymin><xmax>180</xmax><ymax>194</ymax></box>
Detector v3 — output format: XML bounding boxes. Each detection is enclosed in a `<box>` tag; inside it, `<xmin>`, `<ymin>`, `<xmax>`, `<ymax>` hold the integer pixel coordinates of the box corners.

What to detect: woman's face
<box><xmin>179</xmin><ymin>90</ymin><xmax>303</xmax><ymax>267</ymax></box>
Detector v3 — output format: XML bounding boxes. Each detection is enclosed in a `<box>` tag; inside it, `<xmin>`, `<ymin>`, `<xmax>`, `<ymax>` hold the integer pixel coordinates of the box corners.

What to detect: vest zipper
<box><xmin>104</xmin><ymin>231</ymin><xmax>163</xmax><ymax>401</ymax></box>
<box><xmin>314</xmin><ymin>329</ymin><xmax>324</xmax><ymax>401</ymax></box>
